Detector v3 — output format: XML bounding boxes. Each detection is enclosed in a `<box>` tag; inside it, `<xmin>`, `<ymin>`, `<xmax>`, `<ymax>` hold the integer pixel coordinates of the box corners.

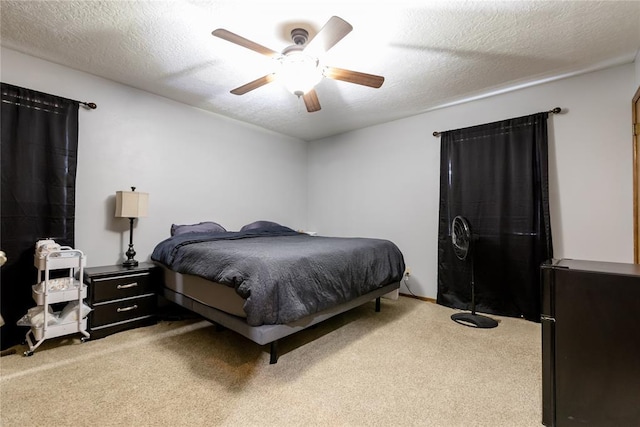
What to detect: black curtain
<box><xmin>1</xmin><ymin>83</ymin><xmax>79</xmax><ymax>349</ymax></box>
<box><xmin>437</xmin><ymin>112</ymin><xmax>553</xmax><ymax>321</ymax></box>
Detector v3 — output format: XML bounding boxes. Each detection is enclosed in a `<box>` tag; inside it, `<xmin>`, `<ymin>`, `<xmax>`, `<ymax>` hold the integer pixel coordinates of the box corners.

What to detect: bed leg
<box><xmin>375</xmin><ymin>297</ymin><xmax>381</xmax><ymax>312</ymax></box>
<box><xmin>269</xmin><ymin>341</ymin><xmax>279</xmax><ymax>364</ymax></box>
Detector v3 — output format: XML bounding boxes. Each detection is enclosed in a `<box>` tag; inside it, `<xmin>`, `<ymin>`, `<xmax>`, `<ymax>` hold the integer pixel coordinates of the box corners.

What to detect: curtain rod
<box><xmin>432</xmin><ymin>107</ymin><xmax>561</xmax><ymax>137</ymax></box>
<box><xmin>53</xmin><ymin>94</ymin><xmax>96</xmax><ymax>110</ymax></box>
<box><xmin>1</xmin><ymin>83</ymin><xmax>97</xmax><ymax>109</ymax></box>
<box><xmin>80</xmin><ymin>101</ymin><xmax>97</xmax><ymax>109</ymax></box>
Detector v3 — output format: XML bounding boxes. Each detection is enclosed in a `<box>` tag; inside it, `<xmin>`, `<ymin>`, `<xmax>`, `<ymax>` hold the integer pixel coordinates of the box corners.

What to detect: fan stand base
<box><xmin>451</xmin><ymin>312</ymin><xmax>498</xmax><ymax>329</ymax></box>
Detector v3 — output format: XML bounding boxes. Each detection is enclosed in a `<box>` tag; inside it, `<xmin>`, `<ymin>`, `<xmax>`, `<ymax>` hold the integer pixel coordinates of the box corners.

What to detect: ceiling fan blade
<box><xmin>304</xmin><ymin>16</ymin><xmax>353</xmax><ymax>55</ymax></box>
<box><xmin>323</xmin><ymin>67</ymin><xmax>385</xmax><ymax>88</ymax></box>
<box><xmin>302</xmin><ymin>89</ymin><xmax>321</xmax><ymax>112</ymax></box>
<box><xmin>212</xmin><ymin>29</ymin><xmax>280</xmax><ymax>58</ymax></box>
<box><xmin>230</xmin><ymin>74</ymin><xmax>276</xmax><ymax>95</ymax></box>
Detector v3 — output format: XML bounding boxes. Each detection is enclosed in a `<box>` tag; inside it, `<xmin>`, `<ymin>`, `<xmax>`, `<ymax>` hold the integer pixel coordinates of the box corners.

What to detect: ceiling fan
<box><xmin>212</xmin><ymin>16</ymin><xmax>384</xmax><ymax>113</ymax></box>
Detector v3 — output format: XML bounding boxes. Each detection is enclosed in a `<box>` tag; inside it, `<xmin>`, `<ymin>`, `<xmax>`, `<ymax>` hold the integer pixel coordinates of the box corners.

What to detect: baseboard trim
<box><xmin>399</xmin><ymin>293</ymin><xmax>437</xmax><ymax>303</ymax></box>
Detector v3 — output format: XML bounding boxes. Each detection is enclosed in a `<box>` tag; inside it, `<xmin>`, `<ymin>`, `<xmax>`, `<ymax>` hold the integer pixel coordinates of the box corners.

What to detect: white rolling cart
<box><xmin>24</xmin><ymin>246</ymin><xmax>90</xmax><ymax>356</ymax></box>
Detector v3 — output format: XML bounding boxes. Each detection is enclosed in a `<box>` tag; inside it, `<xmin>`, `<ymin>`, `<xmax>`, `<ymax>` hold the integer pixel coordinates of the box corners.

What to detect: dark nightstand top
<box><xmin>84</xmin><ymin>262</ymin><xmax>157</xmax><ymax>279</ymax></box>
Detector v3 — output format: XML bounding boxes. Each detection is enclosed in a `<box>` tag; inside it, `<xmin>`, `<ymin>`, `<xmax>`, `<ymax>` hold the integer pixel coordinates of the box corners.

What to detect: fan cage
<box><xmin>452</xmin><ymin>216</ymin><xmax>471</xmax><ymax>260</ymax></box>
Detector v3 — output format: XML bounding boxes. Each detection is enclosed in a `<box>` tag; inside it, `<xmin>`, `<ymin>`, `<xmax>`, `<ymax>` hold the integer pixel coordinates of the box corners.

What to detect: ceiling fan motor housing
<box><xmin>290</xmin><ymin>28</ymin><xmax>309</xmax><ymax>45</ymax></box>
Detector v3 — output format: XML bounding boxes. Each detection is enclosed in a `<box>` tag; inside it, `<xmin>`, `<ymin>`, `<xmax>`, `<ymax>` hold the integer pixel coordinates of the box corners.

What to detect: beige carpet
<box><xmin>0</xmin><ymin>297</ymin><xmax>541</xmax><ymax>426</ymax></box>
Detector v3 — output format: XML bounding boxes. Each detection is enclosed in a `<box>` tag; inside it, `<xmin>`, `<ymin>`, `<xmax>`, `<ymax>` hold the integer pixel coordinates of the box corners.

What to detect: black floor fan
<box><xmin>450</xmin><ymin>216</ymin><xmax>498</xmax><ymax>329</ymax></box>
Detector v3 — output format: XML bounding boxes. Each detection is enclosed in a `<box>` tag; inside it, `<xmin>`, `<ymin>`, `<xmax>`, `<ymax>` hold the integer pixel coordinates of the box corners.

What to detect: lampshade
<box><xmin>279</xmin><ymin>51</ymin><xmax>323</xmax><ymax>96</ymax></box>
<box><xmin>115</xmin><ymin>189</ymin><xmax>149</xmax><ymax>218</ymax></box>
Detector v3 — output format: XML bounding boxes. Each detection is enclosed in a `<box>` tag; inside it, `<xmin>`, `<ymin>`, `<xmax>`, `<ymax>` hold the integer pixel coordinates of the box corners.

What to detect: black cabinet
<box><xmin>83</xmin><ymin>263</ymin><xmax>159</xmax><ymax>339</ymax></box>
<box><xmin>541</xmin><ymin>259</ymin><xmax>640</xmax><ymax>427</ymax></box>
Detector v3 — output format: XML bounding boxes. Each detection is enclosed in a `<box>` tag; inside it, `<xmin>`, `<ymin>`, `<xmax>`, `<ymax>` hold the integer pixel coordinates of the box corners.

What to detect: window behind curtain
<box><xmin>437</xmin><ymin>112</ymin><xmax>553</xmax><ymax>321</ymax></box>
<box><xmin>1</xmin><ymin>83</ymin><xmax>79</xmax><ymax>349</ymax></box>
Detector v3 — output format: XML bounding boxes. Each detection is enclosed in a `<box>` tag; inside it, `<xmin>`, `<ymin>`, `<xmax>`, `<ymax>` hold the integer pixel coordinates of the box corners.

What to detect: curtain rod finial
<box><xmin>551</xmin><ymin>107</ymin><xmax>561</xmax><ymax>114</ymax></box>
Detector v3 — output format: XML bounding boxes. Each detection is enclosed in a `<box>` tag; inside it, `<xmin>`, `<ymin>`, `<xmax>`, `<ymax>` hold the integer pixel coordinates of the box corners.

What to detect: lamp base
<box><xmin>451</xmin><ymin>312</ymin><xmax>498</xmax><ymax>329</ymax></box>
<box><xmin>123</xmin><ymin>233</ymin><xmax>138</xmax><ymax>268</ymax></box>
<box><xmin>122</xmin><ymin>258</ymin><xmax>139</xmax><ymax>268</ymax></box>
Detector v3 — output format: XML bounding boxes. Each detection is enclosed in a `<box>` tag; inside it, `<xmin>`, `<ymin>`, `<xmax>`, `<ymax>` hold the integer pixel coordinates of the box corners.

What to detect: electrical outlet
<box><xmin>404</xmin><ymin>267</ymin><xmax>412</xmax><ymax>277</ymax></box>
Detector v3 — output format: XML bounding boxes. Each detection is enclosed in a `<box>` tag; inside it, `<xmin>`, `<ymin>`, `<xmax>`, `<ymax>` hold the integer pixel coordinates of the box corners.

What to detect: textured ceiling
<box><xmin>1</xmin><ymin>1</ymin><xmax>639</xmax><ymax>141</ymax></box>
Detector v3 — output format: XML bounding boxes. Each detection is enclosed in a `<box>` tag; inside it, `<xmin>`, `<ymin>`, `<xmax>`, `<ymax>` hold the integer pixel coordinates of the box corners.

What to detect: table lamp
<box><xmin>115</xmin><ymin>187</ymin><xmax>148</xmax><ymax>267</ymax></box>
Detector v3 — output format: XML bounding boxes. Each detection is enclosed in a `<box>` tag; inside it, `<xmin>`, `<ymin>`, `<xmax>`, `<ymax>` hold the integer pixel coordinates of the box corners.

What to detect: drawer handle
<box><xmin>117</xmin><ymin>282</ymin><xmax>138</xmax><ymax>289</ymax></box>
<box><xmin>117</xmin><ymin>304</ymin><xmax>138</xmax><ymax>313</ymax></box>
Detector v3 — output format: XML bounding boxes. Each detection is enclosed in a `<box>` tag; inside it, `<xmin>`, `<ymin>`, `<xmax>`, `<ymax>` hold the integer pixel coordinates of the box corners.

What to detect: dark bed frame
<box><xmin>163</xmin><ymin>281</ymin><xmax>400</xmax><ymax>364</ymax></box>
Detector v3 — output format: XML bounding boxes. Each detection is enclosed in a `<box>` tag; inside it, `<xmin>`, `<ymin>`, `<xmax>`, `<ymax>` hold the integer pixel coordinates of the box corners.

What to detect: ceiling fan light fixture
<box><xmin>278</xmin><ymin>51</ymin><xmax>323</xmax><ymax>97</ymax></box>
<box><xmin>212</xmin><ymin>16</ymin><xmax>384</xmax><ymax>113</ymax></box>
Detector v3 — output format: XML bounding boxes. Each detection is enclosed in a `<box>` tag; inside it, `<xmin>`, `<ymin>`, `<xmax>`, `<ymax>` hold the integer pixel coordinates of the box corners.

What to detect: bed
<box><xmin>151</xmin><ymin>222</ymin><xmax>405</xmax><ymax>363</ymax></box>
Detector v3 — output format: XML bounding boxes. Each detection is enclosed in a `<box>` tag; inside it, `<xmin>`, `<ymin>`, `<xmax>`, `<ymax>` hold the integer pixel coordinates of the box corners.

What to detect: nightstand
<box><xmin>83</xmin><ymin>262</ymin><xmax>159</xmax><ymax>339</ymax></box>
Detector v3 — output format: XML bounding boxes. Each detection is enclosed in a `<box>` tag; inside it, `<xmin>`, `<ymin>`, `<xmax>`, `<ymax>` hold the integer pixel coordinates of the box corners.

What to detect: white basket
<box><xmin>32</xmin><ymin>281</ymin><xmax>87</xmax><ymax>305</ymax></box>
<box><xmin>30</xmin><ymin>317</ymin><xmax>88</xmax><ymax>341</ymax></box>
<box><xmin>34</xmin><ymin>251</ymin><xmax>86</xmax><ymax>270</ymax></box>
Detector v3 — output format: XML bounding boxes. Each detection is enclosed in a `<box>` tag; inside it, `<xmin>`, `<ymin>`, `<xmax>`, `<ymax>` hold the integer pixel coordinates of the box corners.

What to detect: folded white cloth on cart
<box><xmin>33</xmin><ymin>277</ymin><xmax>75</xmax><ymax>293</ymax></box>
<box><xmin>17</xmin><ymin>301</ymin><xmax>91</xmax><ymax>328</ymax></box>
<box><xmin>17</xmin><ymin>306</ymin><xmax>58</xmax><ymax>328</ymax></box>
<box><xmin>59</xmin><ymin>301</ymin><xmax>92</xmax><ymax>323</ymax></box>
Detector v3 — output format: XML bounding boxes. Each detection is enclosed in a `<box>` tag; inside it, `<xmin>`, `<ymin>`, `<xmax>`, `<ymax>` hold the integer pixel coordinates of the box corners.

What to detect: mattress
<box><xmin>162</xmin><ymin>265</ymin><xmax>400</xmax><ymax>318</ymax></box>
<box><xmin>161</xmin><ymin>266</ymin><xmax>247</xmax><ymax>318</ymax></box>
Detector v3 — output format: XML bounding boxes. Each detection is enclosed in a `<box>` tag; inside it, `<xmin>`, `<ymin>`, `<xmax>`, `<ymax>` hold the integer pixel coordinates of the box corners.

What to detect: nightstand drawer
<box><xmin>91</xmin><ymin>272</ymin><xmax>154</xmax><ymax>303</ymax></box>
<box><xmin>91</xmin><ymin>294</ymin><xmax>156</xmax><ymax>327</ymax></box>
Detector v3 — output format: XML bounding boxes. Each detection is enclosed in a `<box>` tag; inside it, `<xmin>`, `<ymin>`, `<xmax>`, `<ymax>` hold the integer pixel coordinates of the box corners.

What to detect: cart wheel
<box><xmin>80</xmin><ymin>337</ymin><xmax>88</xmax><ymax>343</ymax></box>
<box><xmin>24</xmin><ymin>350</ymin><xmax>33</xmax><ymax>357</ymax></box>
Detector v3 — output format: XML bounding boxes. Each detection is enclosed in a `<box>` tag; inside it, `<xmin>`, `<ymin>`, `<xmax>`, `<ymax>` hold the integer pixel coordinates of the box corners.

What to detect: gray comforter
<box><xmin>151</xmin><ymin>226</ymin><xmax>405</xmax><ymax>326</ymax></box>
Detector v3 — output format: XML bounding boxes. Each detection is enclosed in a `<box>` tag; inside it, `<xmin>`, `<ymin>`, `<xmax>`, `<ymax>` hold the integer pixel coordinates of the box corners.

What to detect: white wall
<box><xmin>1</xmin><ymin>47</ymin><xmax>308</xmax><ymax>267</ymax></box>
<box><xmin>308</xmin><ymin>63</ymin><xmax>636</xmax><ymax>299</ymax></box>
<box><xmin>2</xmin><ymin>48</ymin><xmax>635</xmax><ymax>300</ymax></box>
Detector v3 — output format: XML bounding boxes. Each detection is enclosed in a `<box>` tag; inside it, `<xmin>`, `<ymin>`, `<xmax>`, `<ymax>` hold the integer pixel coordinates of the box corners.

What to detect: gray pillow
<box><xmin>171</xmin><ymin>221</ymin><xmax>226</xmax><ymax>236</ymax></box>
<box><xmin>240</xmin><ymin>220</ymin><xmax>281</xmax><ymax>232</ymax></box>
